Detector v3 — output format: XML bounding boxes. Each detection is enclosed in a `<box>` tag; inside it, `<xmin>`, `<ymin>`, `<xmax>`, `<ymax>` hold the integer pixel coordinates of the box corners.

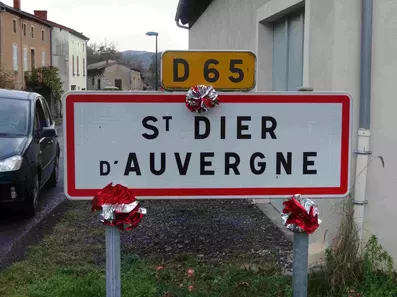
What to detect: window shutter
<box><xmin>42</xmin><ymin>50</ymin><xmax>46</xmax><ymax>66</ymax></box>
<box><xmin>23</xmin><ymin>47</ymin><xmax>28</xmax><ymax>71</ymax></box>
<box><xmin>13</xmin><ymin>45</ymin><xmax>18</xmax><ymax>71</ymax></box>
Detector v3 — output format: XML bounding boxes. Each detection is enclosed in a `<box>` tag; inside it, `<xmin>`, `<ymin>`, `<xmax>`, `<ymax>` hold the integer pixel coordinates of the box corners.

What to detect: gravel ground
<box><xmin>122</xmin><ymin>199</ymin><xmax>293</xmax><ymax>273</ymax></box>
<box><xmin>2</xmin><ymin>199</ymin><xmax>293</xmax><ymax>274</ymax></box>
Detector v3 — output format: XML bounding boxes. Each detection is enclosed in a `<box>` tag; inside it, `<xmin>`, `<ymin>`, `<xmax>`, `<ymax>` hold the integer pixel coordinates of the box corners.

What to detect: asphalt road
<box><xmin>0</xmin><ymin>126</ymin><xmax>65</xmax><ymax>264</ymax></box>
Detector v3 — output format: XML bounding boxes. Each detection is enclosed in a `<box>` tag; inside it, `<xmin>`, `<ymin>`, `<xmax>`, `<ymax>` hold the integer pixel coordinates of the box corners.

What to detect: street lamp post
<box><xmin>145</xmin><ymin>31</ymin><xmax>159</xmax><ymax>91</ymax></box>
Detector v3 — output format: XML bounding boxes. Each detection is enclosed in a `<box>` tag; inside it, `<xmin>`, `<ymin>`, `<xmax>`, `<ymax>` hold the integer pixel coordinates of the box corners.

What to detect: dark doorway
<box><xmin>114</xmin><ymin>79</ymin><xmax>122</xmax><ymax>90</ymax></box>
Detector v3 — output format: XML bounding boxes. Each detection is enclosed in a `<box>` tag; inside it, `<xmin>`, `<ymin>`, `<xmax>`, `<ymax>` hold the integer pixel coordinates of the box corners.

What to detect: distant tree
<box><xmin>87</xmin><ymin>41</ymin><xmax>121</xmax><ymax>65</ymax></box>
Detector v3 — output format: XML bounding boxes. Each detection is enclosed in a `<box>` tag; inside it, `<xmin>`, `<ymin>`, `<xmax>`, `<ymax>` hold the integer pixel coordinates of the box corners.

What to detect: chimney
<box><xmin>13</xmin><ymin>0</ymin><xmax>20</xmax><ymax>10</ymax></box>
<box><xmin>34</xmin><ymin>10</ymin><xmax>48</xmax><ymax>20</ymax></box>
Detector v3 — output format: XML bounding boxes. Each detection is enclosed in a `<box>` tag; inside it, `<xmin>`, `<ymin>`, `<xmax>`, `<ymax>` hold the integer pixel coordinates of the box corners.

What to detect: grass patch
<box><xmin>0</xmin><ymin>200</ymin><xmax>396</xmax><ymax>297</ymax></box>
<box><xmin>0</xmin><ymin>202</ymin><xmax>291</xmax><ymax>297</ymax></box>
<box><xmin>0</xmin><ymin>256</ymin><xmax>292</xmax><ymax>297</ymax></box>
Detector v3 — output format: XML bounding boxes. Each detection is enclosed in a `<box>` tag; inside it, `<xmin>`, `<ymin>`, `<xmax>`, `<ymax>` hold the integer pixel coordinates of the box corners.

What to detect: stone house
<box><xmin>87</xmin><ymin>60</ymin><xmax>144</xmax><ymax>91</ymax></box>
<box><xmin>0</xmin><ymin>0</ymin><xmax>51</xmax><ymax>90</ymax></box>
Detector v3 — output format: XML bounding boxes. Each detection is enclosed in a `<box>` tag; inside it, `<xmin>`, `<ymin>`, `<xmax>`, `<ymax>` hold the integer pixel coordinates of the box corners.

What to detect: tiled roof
<box><xmin>0</xmin><ymin>2</ymin><xmax>89</xmax><ymax>40</ymax></box>
<box><xmin>87</xmin><ymin>60</ymin><xmax>142</xmax><ymax>73</ymax></box>
<box><xmin>45</xmin><ymin>19</ymin><xmax>89</xmax><ymax>41</ymax></box>
<box><xmin>0</xmin><ymin>2</ymin><xmax>51</xmax><ymax>27</ymax></box>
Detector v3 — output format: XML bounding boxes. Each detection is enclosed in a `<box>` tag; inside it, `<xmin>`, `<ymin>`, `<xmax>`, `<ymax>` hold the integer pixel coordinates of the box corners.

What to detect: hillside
<box><xmin>120</xmin><ymin>50</ymin><xmax>162</xmax><ymax>69</ymax></box>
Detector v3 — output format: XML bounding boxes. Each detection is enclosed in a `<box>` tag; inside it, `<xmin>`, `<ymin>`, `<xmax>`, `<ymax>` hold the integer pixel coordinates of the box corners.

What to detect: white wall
<box><xmin>189</xmin><ymin>0</ymin><xmax>267</xmax><ymax>51</ymax></box>
<box><xmin>69</xmin><ymin>33</ymin><xmax>87</xmax><ymax>90</ymax></box>
<box><xmin>364</xmin><ymin>0</ymin><xmax>397</xmax><ymax>264</ymax></box>
<box><xmin>51</xmin><ymin>27</ymin><xmax>69</xmax><ymax>92</ymax></box>
<box><xmin>186</xmin><ymin>0</ymin><xmax>397</xmax><ymax>267</ymax></box>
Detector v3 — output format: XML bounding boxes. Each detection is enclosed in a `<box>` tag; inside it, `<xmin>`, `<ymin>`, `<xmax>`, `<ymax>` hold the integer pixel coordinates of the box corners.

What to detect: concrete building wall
<box><xmin>131</xmin><ymin>71</ymin><xmax>144</xmax><ymax>90</ymax></box>
<box><xmin>186</xmin><ymin>0</ymin><xmax>397</xmax><ymax>267</ymax></box>
<box><xmin>103</xmin><ymin>63</ymin><xmax>131</xmax><ymax>90</ymax></box>
<box><xmin>189</xmin><ymin>0</ymin><xmax>266</xmax><ymax>51</ymax></box>
<box><xmin>87</xmin><ymin>75</ymin><xmax>114</xmax><ymax>90</ymax></box>
<box><xmin>51</xmin><ymin>27</ymin><xmax>69</xmax><ymax>92</ymax></box>
<box><xmin>0</xmin><ymin>10</ymin><xmax>51</xmax><ymax>89</ymax></box>
<box><xmin>69</xmin><ymin>33</ymin><xmax>87</xmax><ymax>90</ymax></box>
<box><xmin>87</xmin><ymin>63</ymin><xmax>144</xmax><ymax>91</ymax></box>
<box><xmin>363</xmin><ymin>0</ymin><xmax>397</xmax><ymax>263</ymax></box>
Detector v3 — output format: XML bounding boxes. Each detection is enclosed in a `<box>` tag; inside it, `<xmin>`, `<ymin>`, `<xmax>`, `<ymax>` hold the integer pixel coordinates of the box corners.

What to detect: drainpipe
<box><xmin>50</xmin><ymin>28</ymin><xmax>53</xmax><ymax>66</ymax></box>
<box><xmin>353</xmin><ymin>0</ymin><xmax>373</xmax><ymax>244</ymax></box>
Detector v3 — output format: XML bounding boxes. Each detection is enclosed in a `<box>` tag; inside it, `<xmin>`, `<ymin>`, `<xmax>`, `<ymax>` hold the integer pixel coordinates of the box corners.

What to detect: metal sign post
<box><xmin>292</xmin><ymin>230</ymin><xmax>309</xmax><ymax>297</ymax></box>
<box><xmin>105</xmin><ymin>226</ymin><xmax>121</xmax><ymax>297</ymax></box>
<box><xmin>291</xmin><ymin>87</ymin><xmax>315</xmax><ymax>297</ymax></box>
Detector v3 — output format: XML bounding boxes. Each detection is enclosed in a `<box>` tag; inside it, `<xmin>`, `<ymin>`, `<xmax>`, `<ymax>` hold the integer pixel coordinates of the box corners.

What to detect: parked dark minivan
<box><xmin>0</xmin><ymin>89</ymin><xmax>60</xmax><ymax>217</ymax></box>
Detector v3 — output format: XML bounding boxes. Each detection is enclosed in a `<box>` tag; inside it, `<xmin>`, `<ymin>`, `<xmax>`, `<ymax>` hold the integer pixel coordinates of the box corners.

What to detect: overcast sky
<box><xmin>4</xmin><ymin>0</ymin><xmax>189</xmax><ymax>52</ymax></box>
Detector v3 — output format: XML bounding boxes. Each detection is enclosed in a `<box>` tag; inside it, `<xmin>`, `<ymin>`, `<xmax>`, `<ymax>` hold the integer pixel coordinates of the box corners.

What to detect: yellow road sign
<box><xmin>161</xmin><ymin>50</ymin><xmax>256</xmax><ymax>91</ymax></box>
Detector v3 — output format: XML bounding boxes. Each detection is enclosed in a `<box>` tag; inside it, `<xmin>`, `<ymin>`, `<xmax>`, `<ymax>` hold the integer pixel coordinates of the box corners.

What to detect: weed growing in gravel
<box><xmin>308</xmin><ymin>198</ymin><xmax>397</xmax><ymax>297</ymax></box>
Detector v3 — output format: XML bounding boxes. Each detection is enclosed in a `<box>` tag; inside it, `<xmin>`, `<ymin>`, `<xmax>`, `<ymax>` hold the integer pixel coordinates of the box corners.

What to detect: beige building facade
<box><xmin>175</xmin><ymin>0</ymin><xmax>397</xmax><ymax>268</ymax></box>
<box><xmin>0</xmin><ymin>0</ymin><xmax>51</xmax><ymax>90</ymax></box>
<box><xmin>87</xmin><ymin>60</ymin><xmax>144</xmax><ymax>91</ymax></box>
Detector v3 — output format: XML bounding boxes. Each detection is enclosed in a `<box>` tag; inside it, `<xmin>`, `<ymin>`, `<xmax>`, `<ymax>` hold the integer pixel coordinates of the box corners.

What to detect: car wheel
<box><xmin>47</xmin><ymin>155</ymin><xmax>59</xmax><ymax>188</ymax></box>
<box><xmin>24</xmin><ymin>174</ymin><xmax>39</xmax><ymax>217</ymax></box>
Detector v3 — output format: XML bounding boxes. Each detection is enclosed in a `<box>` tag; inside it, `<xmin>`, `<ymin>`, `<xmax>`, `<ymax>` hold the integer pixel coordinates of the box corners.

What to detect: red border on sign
<box><xmin>65</xmin><ymin>93</ymin><xmax>351</xmax><ymax>198</ymax></box>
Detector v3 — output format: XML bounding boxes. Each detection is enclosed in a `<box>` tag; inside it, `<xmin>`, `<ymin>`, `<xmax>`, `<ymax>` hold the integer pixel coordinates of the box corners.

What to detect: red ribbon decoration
<box><xmin>282</xmin><ymin>197</ymin><xmax>319</xmax><ymax>234</ymax></box>
<box><xmin>91</xmin><ymin>183</ymin><xmax>145</xmax><ymax>231</ymax></box>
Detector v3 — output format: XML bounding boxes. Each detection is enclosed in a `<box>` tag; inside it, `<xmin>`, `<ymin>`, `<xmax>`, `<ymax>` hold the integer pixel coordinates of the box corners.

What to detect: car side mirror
<box><xmin>39</xmin><ymin>127</ymin><xmax>57</xmax><ymax>138</ymax></box>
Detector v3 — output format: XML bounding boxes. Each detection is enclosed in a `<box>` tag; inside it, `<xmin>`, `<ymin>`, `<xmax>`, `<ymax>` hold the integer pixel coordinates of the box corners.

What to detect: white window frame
<box><xmin>41</xmin><ymin>50</ymin><xmax>46</xmax><ymax>67</ymax></box>
<box><xmin>23</xmin><ymin>47</ymin><xmax>28</xmax><ymax>71</ymax></box>
<box><xmin>255</xmin><ymin>0</ymin><xmax>307</xmax><ymax>91</ymax></box>
<box><xmin>12</xmin><ymin>44</ymin><xmax>18</xmax><ymax>71</ymax></box>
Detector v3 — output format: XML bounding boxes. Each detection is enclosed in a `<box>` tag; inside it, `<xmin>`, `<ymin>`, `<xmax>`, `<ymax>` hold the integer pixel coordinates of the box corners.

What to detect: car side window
<box><xmin>36</xmin><ymin>99</ymin><xmax>49</xmax><ymax>128</ymax></box>
<box><xmin>41</xmin><ymin>98</ymin><xmax>54</xmax><ymax>126</ymax></box>
<box><xmin>39</xmin><ymin>98</ymin><xmax>51</xmax><ymax>127</ymax></box>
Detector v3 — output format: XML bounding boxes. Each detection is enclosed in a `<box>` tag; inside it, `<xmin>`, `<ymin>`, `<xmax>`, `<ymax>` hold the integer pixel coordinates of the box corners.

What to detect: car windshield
<box><xmin>0</xmin><ymin>98</ymin><xmax>30</xmax><ymax>136</ymax></box>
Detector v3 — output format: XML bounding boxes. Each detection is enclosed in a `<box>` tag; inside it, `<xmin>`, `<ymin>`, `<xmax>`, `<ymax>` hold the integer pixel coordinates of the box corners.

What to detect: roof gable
<box><xmin>87</xmin><ymin>60</ymin><xmax>142</xmax><ymax>73</ymax></box>
<box><xmin>46</xmin><ymin>19</ymin><xmax>89</xmax><ymax>40</ymax></box>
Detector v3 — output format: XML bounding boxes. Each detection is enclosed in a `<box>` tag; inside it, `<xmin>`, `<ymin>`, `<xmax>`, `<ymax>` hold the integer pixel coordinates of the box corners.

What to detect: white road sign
<box><xmin>63</xmin><ymin>92</ymin><xmax>352</xmax><ymax>200</ymax></box>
